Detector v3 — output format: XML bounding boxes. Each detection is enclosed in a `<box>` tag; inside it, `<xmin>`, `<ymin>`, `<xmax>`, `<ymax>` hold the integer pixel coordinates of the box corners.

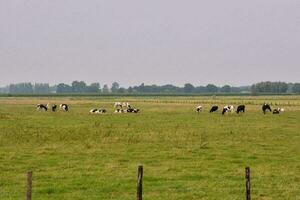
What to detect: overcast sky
<box><xmin>0</xmin><ymin>0</ymin><xmax>299</xmax><ymax>87</ymax></box>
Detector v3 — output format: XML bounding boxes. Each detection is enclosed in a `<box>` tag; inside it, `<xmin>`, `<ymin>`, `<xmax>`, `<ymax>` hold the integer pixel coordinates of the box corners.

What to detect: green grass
<box><xmin>0</xmin><ymin>96</ymin><xmax>299</xmax><ymax>199</ymax></box>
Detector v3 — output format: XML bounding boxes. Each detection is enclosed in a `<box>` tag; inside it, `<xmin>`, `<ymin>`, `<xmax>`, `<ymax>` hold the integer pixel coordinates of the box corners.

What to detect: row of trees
<box><xmin>1</xmin><ymin>81</ymin><xmax>300</xmax><ymax>94</ymax></box>
<box><xmin>251</xmin><ymin>82</ymin><xmax>300</xmax><ymax>94</ymax></box>
<box><xmin>7</xmin><ymin>83</ymin><xmax>55</xmax><ymax>94</ymax></box>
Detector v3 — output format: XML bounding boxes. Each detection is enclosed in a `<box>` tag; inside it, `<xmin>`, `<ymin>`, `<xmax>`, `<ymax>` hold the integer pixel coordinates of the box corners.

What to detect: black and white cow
<box><xmin>210</xmin><ymin>105</ymin><xmax>218</xmax><ymax>113</ymax></box>
<box><xmin>114</xmin><ymin>102</ymin><xmax>131</xmax><ymax>109</ymax></box>
<box><xmin>114</xmin><ymin>108</ymin><xmax>125</xmax><ymax>113</ymax></box>
<box><xmin>114</xmin><ymin>102</ymin><xmax>122</xmax><ymax>108</ymax></box>
<box><xmin>51</xmin><ymin>104</ymin><xmax>57</xmax><ymax>112</ymax></box>
<box><xmin>127</xmin><ymin>108</ymin><xmax>139</xmax><ymax>113</ymax></box>
<box><xmin>36</xmin><ymin>104</ymin><xmax>48</xmax><ymax>111</ymax></box>
<box><xmin>262</xmin><ymin>103</ymin><xmax>272</xmax><ymax>114</ymax></box>
<box><xmin>222</xmin><ymin>105</ymin><xmax>234</xmax><ymax>115</ymax></box>
<box><xmin>60</xmin><ymin>104</ymin><xmax>69</xmax><ymax>112</ymax></box>
<box><xmin>273</xmin><ymin>108</ymin><xmax>284</xmax><ymax>114</ymax></box>
<box><xmin>196</xmin><ymin>106</ymin><xmax>203</xmax><ymax>113</ymax></box>
<box><xmin>236</xmin><ymin>105</ymin><xmax>245</xmax><ymax>114</ymax></box>
<box><xmin>90</xmin><ymin>108</ymin><xmax>106</xmax><ymax>114</ymax></box>
<box><xmin>122</xmin><ymin>102</ymin><xmax>131</xmax><ymax>108</ymax></box>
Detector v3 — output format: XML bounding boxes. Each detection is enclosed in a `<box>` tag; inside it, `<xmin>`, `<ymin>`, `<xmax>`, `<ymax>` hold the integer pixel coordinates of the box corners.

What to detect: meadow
<box><xmin>0</xmin><ymin>96</ymin><xmax>299</xmax><ymax>200</ymax></box>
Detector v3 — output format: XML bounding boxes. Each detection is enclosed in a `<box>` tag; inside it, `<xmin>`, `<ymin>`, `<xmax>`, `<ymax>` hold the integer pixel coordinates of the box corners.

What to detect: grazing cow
<box><xmin>222</xmin><ymin>105</ymin><xmax>234</xmax><ymax>115</ymax></box>
<box><xmin>210</xmin><ymin>105</ymin><xmax>218</xmax><ymax>113</ymax></box>
<box><xmin>51</xmin><ymin>104</ymin><xmax>57</xmax><ymax>112</ymax></box>
<box><xmin>90</xmin><ymin>108</ymin><xmax>106</xmax><ymax>114</ymax></box>
<box><xmin>114</xmin><ymin>108</ymin><xmax>125</xmax><ymax>113</ymax></box>
<box><xmin>36</xmin><ymin>104</ymin><xmax>48</xmax><ymax>111</ymax></box>
<box><xmin>273</xmin><ymin>108</ymin><xmax>284</xmax><ymax>114</ymax></box>
<box><xmin>60</xmin><ymin>104</ymin><xmax>69</xmax><ymax>112</ymax></box>
<box><xmin>236</xmin><ymin>105</ymin><xmax>245</xmax><ymax>114</ymax></box>
<box><xmin>262</xmin><ymin>103</ymin><xmax>272</xmax><ymax>114</ymax></box>
<box><xmin>114</xmin><ymin>102</ymin><xmax>122</xmax><ymax>108</ymax></box>
<box><xmin>114</xmin><ymin>102</ymin><xmax>131</xmax><ymax>109</ymax></box>
<box><xmin>122</xmin><ymin>102</ymin><xmax>131</xmax><ymax>108</ymax></box>
<box><xmin>196</xmin><ymin>106</ymin><xmax>203</xmax><ymax>113</ymax></box>
<box><xmin>127</xmin><ymin>108</ymin><xmax>139</xmax><ymax>113</ymax></box>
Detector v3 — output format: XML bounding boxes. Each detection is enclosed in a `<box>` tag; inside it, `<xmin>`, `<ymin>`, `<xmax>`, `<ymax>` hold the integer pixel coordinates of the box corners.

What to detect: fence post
<box><xmin>137</xmin><ymin>165</ymin><xmax>143</xmax><ymax>200</ymax></box>
<box><xmin>245</xmin><ymin>167</ymin><xmax>251</xmax><ymax>200</ymax></box>
<box><xmin>27</xmin><ymin>171</ymin><xmax>33</xmax><ymax>200</ymax></box>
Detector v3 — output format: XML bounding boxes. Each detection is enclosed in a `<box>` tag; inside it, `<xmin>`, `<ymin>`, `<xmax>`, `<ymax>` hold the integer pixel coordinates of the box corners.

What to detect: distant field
<box><xmin>0</xmin><ymin>96</ymin><xmax>299</xmax><ymax>200</ymax></box>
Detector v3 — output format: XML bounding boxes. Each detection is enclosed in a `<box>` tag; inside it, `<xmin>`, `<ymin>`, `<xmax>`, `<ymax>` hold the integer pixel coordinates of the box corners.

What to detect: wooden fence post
<box><xmin>137</xmin><ymin>165</ymin><xmax>143</xmax><ymax>200</ymax></box>
<box><xmin>27</xmin><ymin>171</ymin><xmax>32</xmax><ymax>200</ymax></box>
<box><xmin>245</xmin><ymin>167</ymin><xmax>251</xmax><ymax>200</ymax></box>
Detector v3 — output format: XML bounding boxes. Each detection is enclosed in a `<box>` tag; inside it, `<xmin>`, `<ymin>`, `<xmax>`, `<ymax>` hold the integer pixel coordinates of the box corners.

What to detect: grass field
<box><xmin>0</xmin><ymin>96</ymin><xmax>299</xmax><ymax>200</ymax></box>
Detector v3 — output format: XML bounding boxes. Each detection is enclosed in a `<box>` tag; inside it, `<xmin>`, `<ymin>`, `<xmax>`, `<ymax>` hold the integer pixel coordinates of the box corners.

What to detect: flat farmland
<box><xmin>0</xmin><ymin>96</ymin><xmax>299</xmax><ymax>200</ymax></box>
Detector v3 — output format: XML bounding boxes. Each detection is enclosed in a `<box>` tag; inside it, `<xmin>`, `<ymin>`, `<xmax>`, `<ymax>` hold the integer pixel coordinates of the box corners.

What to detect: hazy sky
<box><xmin>0</xmin><ymin>0</ymin><xmax>299</xmax><ymax>87</ymax></box>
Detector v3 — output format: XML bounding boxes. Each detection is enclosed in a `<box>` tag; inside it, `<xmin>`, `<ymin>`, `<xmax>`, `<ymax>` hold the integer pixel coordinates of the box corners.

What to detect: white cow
<box><xmin>196</xmin><ymin>106</ymin><xmax>203</xmax><ymax>113</ymax></box>
<box><xmin>114</xmin><ymin>102</ymin><xmax>122</xmax><ymax>108</ymax></box>
<box><xmin>60</xmin><ymin>104</ymin><xmax>69</xmax><ymax>112</ymax></box>
<box><xmin>114</xmin><ymin>102</ymin><xmax>131</xmax><ymax>109</ymax></box>
<box><xmin>222</xmin><ymin>105</ymin><xmax>234</xmax><ymax>115</ymax></box>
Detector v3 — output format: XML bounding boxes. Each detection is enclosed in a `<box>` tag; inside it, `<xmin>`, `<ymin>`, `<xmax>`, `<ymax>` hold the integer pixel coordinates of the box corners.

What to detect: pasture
<box><xmin>0</xmin><ymin>96</ymin><xmax>299</xmax><ymax>200</ymax></box>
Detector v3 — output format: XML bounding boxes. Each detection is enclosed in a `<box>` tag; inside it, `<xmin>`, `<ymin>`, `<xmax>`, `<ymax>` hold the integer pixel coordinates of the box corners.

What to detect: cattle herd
<box><xmin>197</xmin><ymin>103</ymin><xmax>284</xmax><ymax>115</ymax></box>
<box><xmin>36</xmin><ymin>102</ymin><xmax>140</xmax><ymax>114</ymax></box>
<box><xmin>36</xmin><ymin>103</ymin><xmax>68</xmax><ymax>112</ymax></box>
<box><xmin>36</xmin><ymin>102</ymin><xmax>284</xmax><ymax>115</ymax></box>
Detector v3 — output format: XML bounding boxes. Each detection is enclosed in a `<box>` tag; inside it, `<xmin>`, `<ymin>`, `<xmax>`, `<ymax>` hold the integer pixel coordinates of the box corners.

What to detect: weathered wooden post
<box><xmin>137</xmin><ymin>165</ymin><xmax>143</xmax><ymax>200</ymax></box>
<box><xmin>27</xmin><ymin>171</ymin><xmax>32</xmax><ymax>200</ymax></box>
<box><xmin>245</xmin><ymin>167</ymin><xmax>251</xmax><ymax>200</ymax></box>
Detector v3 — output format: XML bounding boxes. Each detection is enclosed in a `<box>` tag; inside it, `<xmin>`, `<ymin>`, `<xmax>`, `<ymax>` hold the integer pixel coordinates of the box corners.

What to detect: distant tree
<box><xmin>183</xmin><ymin>83</ymin><xmax>195</xmax><ymax>93</ymax></box>
<box><xmin>220</xmin><ymin>85</ymin><xmax>231</xmax><ymax>93</ymax></box>
<box><xmin>292</xmin><ymin>83</ymin><xmax>300</xmax><ymax>93</ymax></box>
<box><xmin>127</xmin><ymin>87</ymin><xmax>134</xmax><ymax>93</ymax></box>
<box><xmin>118</xmin><ymin>87</ymin><xmax>127</xmax><ymax>93</ymax></box>
<box><xmin>194</xmin><ymin>86</ymin><xmax>207</xmax><ymax>93</ymax></box>
<box><xmin>9</xmin><ymin>83</ymin><xmax>33</xmax><ymax>94</ymax></box>
<box><xmin>50</xmin><ymin>85</ymin><xmax>57</xmax><ymax>93</ymax></box>
<box><xmin>56</xmin><ymin>83</ymin><xmax>72</xmax><ymax>93</ymax></box>
<box><xmin>161</xmin><ymin>84</ymin><xmax>181</xmax><ymax>93</ymax></box>
<box><xmin>86</xmin><ymin>83</ymin><xmax>100</xmax><ymax>93</ymax></box>
<box><xmin>206</xmin><ymin>84</ymin><xmax>218</xmax><ymax>93</ymax></box>
<box><xmin>251</xmin><ymin>82</ymin><xmax>288</xmax><ymax>94</ymax></box>
<box><xmin>111</xmin><ymin>82</ymin><xmax>120</xmax><ymax>93</ymax></box>
<box><xmin>102</xmin><ymin>84</ymin><xmax>110</xmax><ymax>93</ymax></box>
<box><xmin>34</xmin><ymin>83</ymin><xmax>50</xmax><ymax>94</ymax></box>
<box><xmin>137</xmin><ymin>83</ymin><xmax>145</xmax><ymax>93</ymax></box>
<box><xmin>72</xmin><ymin>81</ymin><xmax>87</xmax><ymax>93</ymax></box>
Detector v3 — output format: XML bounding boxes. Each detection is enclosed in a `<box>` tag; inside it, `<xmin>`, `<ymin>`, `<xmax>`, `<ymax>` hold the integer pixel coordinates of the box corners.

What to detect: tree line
<box><xmin>0</xmin><ymin>81</ymin><xmax>299</xmax><ymax>95</ymax></box>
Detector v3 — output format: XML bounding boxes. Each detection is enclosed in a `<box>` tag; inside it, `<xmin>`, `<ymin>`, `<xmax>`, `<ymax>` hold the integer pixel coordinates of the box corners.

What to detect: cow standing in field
<box><xmin>122</xmin><ymin>102</ymin><xmax>131</xmax><ymax>109</ymax></box>
<box><xmin>236</xmin><ymin>105</ymin><xmax>245</xmax><ymax>114</ymax></box>
<box><xmin>114</xmin><ymin>102</ymin><xmax>122</xmax><ymax>109</ymax></box>
<box><xmin>210</xmin><ymin>105</ymin><xmax>218</xmax><ymax>113</ymax></box>
<box><xmin>222</xmin><ymin>105</ymin><xmax>234</xmax><ymax>115</ymax></box>
<box><xmin>196</xmin><ymin>106</ymin><xmax>203</xmax><ymax>113</ymax></box>
<box><xmin>51</xmin><ymin>104</ymin><xmax>57</xmax><ymax>112</ymax></box>
<box><xmin>60</xmin><ymin>104</ymin><xmax>69</xmax><ymax>112</ymax></box>
<box><xmin>262</xmin><ymin>103</ymin><xmax>272</xmax><ymax>114</ymax></box>
<box><xmin>114</xmin><ymin>102</ymin><xmax>131</xmax><ymax>109</ymax></box>
<box><xmin>36</xmin><ymin>104</ymin><xmax>48</xmax><ymax>111</ymax></box>
<box><xmin>46</xmin><ymin>103</ymin><xmax>57</xmax><ymax>112</ymax></box>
